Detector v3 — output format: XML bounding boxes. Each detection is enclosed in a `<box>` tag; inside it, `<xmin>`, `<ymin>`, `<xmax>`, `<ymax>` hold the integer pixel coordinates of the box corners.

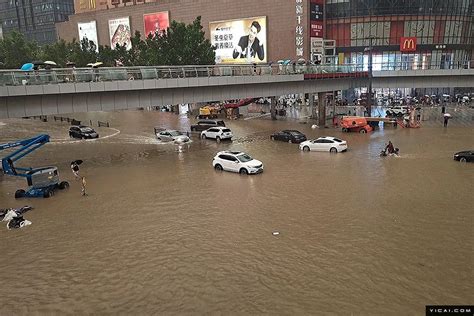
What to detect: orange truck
<box><xmin>340</xmin><ymin>116</ymin><xmax>373</xmax><ymax>133</ymax></box>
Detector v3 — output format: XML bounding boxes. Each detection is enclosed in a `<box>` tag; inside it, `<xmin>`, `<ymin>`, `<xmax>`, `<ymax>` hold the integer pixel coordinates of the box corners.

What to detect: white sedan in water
<box><xmin>299</xmin><ymin>136</ymin><xmax>348</xmax><ymax>153</ymax></box>
<box><xmin>155</xmin><ymin>129</ymin><xmax>190</xmax><ymax>143</ymax></box>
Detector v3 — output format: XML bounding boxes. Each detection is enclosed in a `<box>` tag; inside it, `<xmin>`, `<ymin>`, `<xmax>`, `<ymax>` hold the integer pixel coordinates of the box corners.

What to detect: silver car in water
<box><xmin>154</xmin><ymin>129</ymin><xmax>190</xmax><ymax>143</ymax></box>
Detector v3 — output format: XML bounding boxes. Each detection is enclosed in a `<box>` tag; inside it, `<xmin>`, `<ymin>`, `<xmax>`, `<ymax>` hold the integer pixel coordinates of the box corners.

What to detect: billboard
<box><xmin>210</xmin><ymin>16</ymin><xmax>267</xmax><ymax>64</ymax></box>
<box><xmin>78</xmin><ymin>21</ymin><xmax>99</xmax><ymax>52</ymax></box>
<box><xmin>144</xmin><ymin>11</ymin><xmax>169</xmax><ymax>38</ymax></box>
<box><xmin>108</xmin><ymin>17</ymin><xmax>132</xmax><ymax>50</ymax></box>
<box><xmin>310</xmin><ymin>0</ymin><xmax>324</xmax><ymax>38</ymax></box>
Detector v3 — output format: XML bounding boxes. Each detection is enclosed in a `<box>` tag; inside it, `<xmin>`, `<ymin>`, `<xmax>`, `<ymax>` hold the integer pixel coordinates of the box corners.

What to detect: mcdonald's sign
<box><xmin>400</xmin><ymin>37</ymin><xmax>417</xmax><ymax>52</ymax></box>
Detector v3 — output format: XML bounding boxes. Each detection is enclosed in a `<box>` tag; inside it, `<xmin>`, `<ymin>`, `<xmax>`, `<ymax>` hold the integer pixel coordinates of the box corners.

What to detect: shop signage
<box><xmin>295</xmin><ymin>0</ymin><xmax>304</xmax><ymax>57</ymax></box>
<box><xmin>310</xmin><ymin>0</ymin><xmax>324</xmax><ymax>38</ymax></box>
<box><xmin>400</xmin><ymin>37</ymin><xmax>417</xmax><ymax>52</ymax></box>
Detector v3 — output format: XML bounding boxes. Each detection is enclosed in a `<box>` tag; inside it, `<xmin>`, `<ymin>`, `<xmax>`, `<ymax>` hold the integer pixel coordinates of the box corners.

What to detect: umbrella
<box><xmin>44</xmin><ymin>61</ymin><xmax>57</xmax><ymax>66</ymax></box>
<box><xmin>71</xmin><ymin>160</ymin><xmax>83</xmax><ymax>165</ymax></box>
<box><xmin>88</xmin><ymin>62</ymin><xmax>103</xmax><ymax>68</ymax></box>
<box><xmin>297</xmin><ymin>58</ymin><xmax>306</xmax><ymax>65</ymax></box>
<box><xmin>443</xmin><ymin>113</ymin><xmax>451</xmax><ymax>117</ymax></box>
<box><xmin>20</xmin><ymin>63</ymin><xmax>34</xmax><ymax>71</ymax></box>
<box><xmin>66</xmin><ymin>62</ymin><xmax>76</xmax><ymax>67</ymax></box>
<box><xmin>31</xmin><ymin>60</ymin><xmax>45</xmax><ymax>66</ymax></box>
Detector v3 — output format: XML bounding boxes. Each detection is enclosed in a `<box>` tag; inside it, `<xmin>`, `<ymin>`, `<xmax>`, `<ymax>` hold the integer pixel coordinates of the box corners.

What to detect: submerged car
<box><xmin>212</xmin><ymin>151</ymin><xmax>263</xmax><ymax>175</ymax></box>
<box><xmin>69</xmin><ymin>125</ymin><xmax>99</xmax><ymax>139</ymax></box>
<box><xmin>191</xmin><ymin>120</ymin><xmax>226</xmax><ymax>132</ymax></box>
<box><xmin>201</xmin><ymin>126</ymin><xmax>233</xmax><ymax>141</ymax></box>
<box><xmin>453</xmin><ymin>150</ymin><xmax>474</xmax><ymax>162</ymax></box>
<box><xmin>299</xmin><ymin>136</ymin><xmax>348</xmax><ymax>153</ymax></box>
<box><xmin>154</xmin><ymin>128</ymin><xmax>190</xmax><ymax>143</ymax></box>
<box><xmin>271</xmin><ymin>130</ymin><xmax>307</xmax><ymax>143</ymax></box>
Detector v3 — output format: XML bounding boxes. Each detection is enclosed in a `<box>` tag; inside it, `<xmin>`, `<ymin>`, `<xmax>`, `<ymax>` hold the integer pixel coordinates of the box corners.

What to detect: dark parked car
<box><xmin>453</xmin><ymin>150</ymin><xmax>474</xmax><ymax>162</ymax></box>
<box><xmin>271</xmin><ymin>130</ymin><xmax>307</xmax><ymax>143</ymax></box>
<box><xmin>191</xmin><ymin>120</ymin><xmax>226</xmax><ymax>132</ymax></box>
<box><xmin>69</xmin><ymin>125</ymin><xmax>99</xmax><ymax>139</ymax></box>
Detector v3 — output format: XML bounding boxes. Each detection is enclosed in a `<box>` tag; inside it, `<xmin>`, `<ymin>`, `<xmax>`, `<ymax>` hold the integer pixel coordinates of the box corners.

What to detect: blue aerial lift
<box><xmin>0</xmin><ymin>134</ymin><xmax>69</xmax><ymax>198</ymax></box>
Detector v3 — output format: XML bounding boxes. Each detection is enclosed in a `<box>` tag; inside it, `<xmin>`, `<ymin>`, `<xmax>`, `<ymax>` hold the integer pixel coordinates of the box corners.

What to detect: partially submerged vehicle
<box><xmin>0</xmin><ymin>135</ymin><xmax>69</xmax><ymax>198</ymax></box>
<box><xmin>154</xmin><ymin>128</ymin><xmax>190</xmax><ymax>143</ymax></box>
<box><xmin>340</xmin><ymin>116</ymin><xmax>373</xmax><ymax>133</ymax></box>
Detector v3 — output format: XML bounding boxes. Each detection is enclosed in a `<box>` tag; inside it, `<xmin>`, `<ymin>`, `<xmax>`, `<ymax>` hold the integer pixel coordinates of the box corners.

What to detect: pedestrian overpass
<box><xmin>0</xmin><ymin>64</ymin><xmax>473</xmax><ymax>119</ymax></box>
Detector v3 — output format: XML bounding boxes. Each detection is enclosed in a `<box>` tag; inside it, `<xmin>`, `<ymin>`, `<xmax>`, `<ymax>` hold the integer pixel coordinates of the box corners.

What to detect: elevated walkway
<box><xmin>0</xmin><ymin>64</ymin><xmax>473</xmax><ymax>119</ymax></box>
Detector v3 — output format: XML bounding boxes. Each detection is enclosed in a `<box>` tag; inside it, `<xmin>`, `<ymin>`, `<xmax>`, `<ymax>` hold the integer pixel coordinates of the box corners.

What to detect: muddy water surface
<box><xmin>0</xmin><ymin>111</ymin><xmax>472</xmax><ymax>315</ymax></box>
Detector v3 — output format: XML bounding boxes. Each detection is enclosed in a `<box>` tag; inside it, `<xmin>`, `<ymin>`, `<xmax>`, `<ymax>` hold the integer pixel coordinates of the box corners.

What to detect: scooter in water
<box><xmin>380</xmin><ymin>148</ymin><xmax>400</xmax><ymax>157</ymax></box>
<box><xmin>0</xmin><ymin>205</ymin><xmax>33</xmax><ymax>229</ymax></box>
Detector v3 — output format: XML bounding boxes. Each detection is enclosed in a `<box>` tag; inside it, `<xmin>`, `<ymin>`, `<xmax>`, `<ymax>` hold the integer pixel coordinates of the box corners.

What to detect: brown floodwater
<box><xmin>0</xmin><ymin>110</ymin><xmax>473</xmax><ymax>315</ymax></box>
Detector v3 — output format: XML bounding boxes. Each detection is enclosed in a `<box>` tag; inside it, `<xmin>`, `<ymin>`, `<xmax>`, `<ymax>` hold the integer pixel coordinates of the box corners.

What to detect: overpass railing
<box><xmin>0</xmin><ymin>61</ymin><xmax>471</xmax><ymax>87</ymax></box>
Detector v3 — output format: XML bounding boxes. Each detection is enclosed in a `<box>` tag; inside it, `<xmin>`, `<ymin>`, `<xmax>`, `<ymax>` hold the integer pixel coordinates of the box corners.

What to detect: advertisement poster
<box><xmin>210</xmin><ymin>16</ymin><xmax>267</xmax><ymax>64</ymax></box>
<box><xmin>78</xmin><ymin>21</ymin><xmax>99</xmax><ymax>52</ymax></box>
<box><xmin>144</xmin><ymin>11</ymin><xmax>170</xmax><ymax>38</ymax></box>
<box><xmin>108</xmin><ymin>17</ymin><xmax>132</xmax><ymax>50</ymax></box>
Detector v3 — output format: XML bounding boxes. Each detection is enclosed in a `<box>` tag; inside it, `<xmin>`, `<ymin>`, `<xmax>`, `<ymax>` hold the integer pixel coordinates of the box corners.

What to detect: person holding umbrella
<box><xmin>443</xmin><ymin>113</ymin><xmax>451</xmax><ymax>127</ymax></box>
<box><xmin>71</xmin><ymin>160</ymin><xmax>83</xmax><ymax>179</ymax></box>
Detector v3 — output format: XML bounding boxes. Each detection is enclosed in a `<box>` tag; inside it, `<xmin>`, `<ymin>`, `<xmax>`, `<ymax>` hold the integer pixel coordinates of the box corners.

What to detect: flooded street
<box><xmin>0</xmin><ymin>110</ymin><xmax>473</xmax><ymax>315</ymax></box>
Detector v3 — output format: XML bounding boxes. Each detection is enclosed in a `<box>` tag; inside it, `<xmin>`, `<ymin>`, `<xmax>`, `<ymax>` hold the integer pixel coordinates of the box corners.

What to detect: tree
<box><xmin>40</xmin><ymin>39</ymin><xmax>69</xmax><ymax>67</ymax></box>
<box><xmin>66</xmin><ymin>38</ymin><xmax>98</xmax><ymax>67</ymax></box>
<box><xmin>0</xmin><ymin>17</ymin><xmax>215</xmax><ymax>69</ymax></box>
<box><xmin>0</xmin><ymin>31</ymin><xmax>40</xmax><ymax>69</ymax></box>
<box><xmin>159</xmin><ymin>16</ymin><xmax>215</xmax><ymax>65</ymax></box>
<box><xmin>97</xmin><ymin>45</ymin><xmax>116</xmax><ymax>67</ymax></box>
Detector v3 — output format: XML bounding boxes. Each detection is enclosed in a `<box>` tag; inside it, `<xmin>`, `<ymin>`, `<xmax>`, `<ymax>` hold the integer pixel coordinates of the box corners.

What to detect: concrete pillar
<box><xmin>270</xmin><ymin>96</ymin><xmax>277</xmax><ymax>120</ymax></box>
<box><xmin>309</xmin><ymin>93</ymin><xmax>316</xmax><ymax>119</ymax></box>
<box><xmin>318</xmin><ymin>92</ymin><xmax>326</xmax><ymax>127</ymax></box>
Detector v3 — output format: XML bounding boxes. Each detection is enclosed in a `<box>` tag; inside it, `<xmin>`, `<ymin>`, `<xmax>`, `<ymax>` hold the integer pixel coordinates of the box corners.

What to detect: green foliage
<box><xmin>0</xmin><ymin>17</ymin><xmax>215</xmax><ymax>69</ymax></box>
<box><xmin>40</xmin><ymin>40</ymin><xmax>69</xmax><ymax>66</ymax></box>
<box><xmin>0</xmin><ymin>31</ymin><xmax>40</xmax><ymax>68</ymax></box>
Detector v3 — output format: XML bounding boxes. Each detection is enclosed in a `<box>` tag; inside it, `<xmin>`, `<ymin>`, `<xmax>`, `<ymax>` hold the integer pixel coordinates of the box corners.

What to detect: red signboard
<box><xmin>400</xmin><ymin>37</ymin><xmax>417</xmax><ymax>52</ymax></box>
<box><xmin>310</xmin><ymin>21</ymin><xmax>323</xmax><ymax>37</ymax></box>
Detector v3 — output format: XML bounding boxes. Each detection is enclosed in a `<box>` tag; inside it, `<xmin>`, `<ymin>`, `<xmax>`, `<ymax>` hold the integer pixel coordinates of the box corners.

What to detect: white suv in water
<box><xmin>201</xmin><ymin>126</ymin><xmax>233</xmax><ymax>142</ymax></box>
<box><xmin>212</xmin><ymin>151</ymin><xmax>263</xmax><ymax>175</ymax></box>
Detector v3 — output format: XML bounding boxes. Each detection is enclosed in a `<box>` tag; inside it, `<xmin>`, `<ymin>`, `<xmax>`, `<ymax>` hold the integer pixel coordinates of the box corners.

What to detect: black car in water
<box><xmin>270</xmin><ymin>130</ymin><xmax>307</xmax><ymax>143</ymax></box>
<box><xmin>69</xmin><ymin>125</ymin><xmax>99</xmax><ymax>139</ymax></box>
<box><xmin>453</xmin><ymin>150</ymin><xmax>474</xmax><ymax>162</ymax></box>
<box><xmin>191</xmin><ymin>120</ymin><xmax>226</xmax><ymax>132</ymax></box>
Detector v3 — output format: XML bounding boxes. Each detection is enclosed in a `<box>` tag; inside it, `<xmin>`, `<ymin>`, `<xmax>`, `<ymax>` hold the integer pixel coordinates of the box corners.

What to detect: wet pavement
<box><xmin>0</xmin><ymin>109</ymin><xmax>473</xmax><ymax>314</ymax></box>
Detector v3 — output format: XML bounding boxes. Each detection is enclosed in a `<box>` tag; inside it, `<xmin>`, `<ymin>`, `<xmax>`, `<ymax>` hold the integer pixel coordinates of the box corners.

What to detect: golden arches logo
<box><xmin>403</xmin><ymin>39</ymin><xmax>415</xmax><ymax>50</ymax></box>
<box><xmin>400</xmin><ymin>37</ymin><xmax>416</xmax><ymax>52</ymax></box>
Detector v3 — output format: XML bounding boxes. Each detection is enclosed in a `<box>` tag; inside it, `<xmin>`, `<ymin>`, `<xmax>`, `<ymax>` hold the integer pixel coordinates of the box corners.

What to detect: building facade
<box><xmin>326</xmin><ymin>0</ymin><xmax>474</xmax><ymax>70</ymax></box>
<box><xmin>57</xmin><ymin>0</ymin><xmax>473</xmax><ymax>68</ymax></box>
<box><xmin>57</xmin><ymin>0</ymin><xmax>310</xmax><ymax>64</ymax></box>
<box><xmin>0</xmin><ymin>0</ymin><xmax>74</xmax><ymax>44</ymax></box>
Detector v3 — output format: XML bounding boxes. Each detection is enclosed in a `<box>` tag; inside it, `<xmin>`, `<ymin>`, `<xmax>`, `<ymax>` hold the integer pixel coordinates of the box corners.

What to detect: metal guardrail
<box><xmin>0</xmin><ymin>62</ymin><xmax>472</xmax><ymax>87</ymax></box>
